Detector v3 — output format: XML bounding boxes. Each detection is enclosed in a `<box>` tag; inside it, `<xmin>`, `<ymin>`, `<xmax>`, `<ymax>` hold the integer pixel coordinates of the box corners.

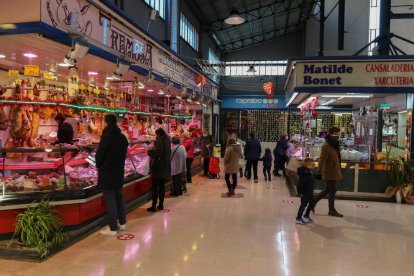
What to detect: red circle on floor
<box><xmin>117</xmin><ymin>234</ymin><xmax>135</xmax><ymax>240</ymax></box>
<box><xmin>356</xmin><ymin>204</ymin><xmax>369</xmax><ymax>208</ymax></box>
<box><xmin>283</xmin><ymin>200</ymin><xmax>294</xmax><ymax>203</ymax></box>
<box><xmin>161</xmin><ymin>209</ymin><xmax>171</xmax><ymax>213</ymax></box>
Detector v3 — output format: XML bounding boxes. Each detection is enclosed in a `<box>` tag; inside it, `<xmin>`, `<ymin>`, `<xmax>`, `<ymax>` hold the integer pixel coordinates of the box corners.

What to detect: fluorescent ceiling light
<box><xmin>88</xmin><ymin>71</ymin><xmax>98</xmax><ymax>76</ymax></box>
<box><xmin>176</xmin><ymin>95</ymin><xmax>182</xmax><ymax>99</ymax></box>
<box><xmin>147</xmin><ymin>89</ymin><xmax>154</xmax><ymax>92</ymax></box>
<box><xmin>321</xmin><ymin>97</ymin><xmax>343</xmax><ymax>106</ymax></box>
<box><xmin>321</xmin><ymin>95</ymin><xmax>372</xmax><ymax>98</ymax></box>
<box><xmin>106</xmin><ymin>76</ymin><xmax>114</xmax><ymax>80</ymax></box>
<box><xmin>187</xmin><ymin>98</ymin><xmax>192</xmax><ymax>102</ymax></box>
<box><xmin>23</xmin><ymin>53</ymin><xmax>37</xmax><ymax>58</ymax></box>
<box><xmin>137</xmin><ymin>81</ymin><xmax>145</xmax><ymax>89</ymax></box>
<box><xmin>286</xmin><ymin>92</ymin><xmax>298</xmax><ymax>106</ymax></box>
<box><xmin>158</xmin><ymin>89</ymin><xmax>165</xmax><ymax>95</ymax></box>
<box><xmin>224</xmin><ymin>9</ymin><xmax>245</xmax><ymax>25</ymax></box>
<box><xmin>63</xmin><ymin>56</ymin><xmax>76</xmax><ymax>66</ymax></box>
<box><xmin>0</xmin><ymin>54</ymin><xmax>5</xmax><ymax>59</ymax></box>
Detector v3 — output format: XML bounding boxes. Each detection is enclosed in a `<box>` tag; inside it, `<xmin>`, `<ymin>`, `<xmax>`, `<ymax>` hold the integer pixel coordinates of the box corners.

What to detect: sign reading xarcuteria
<box><xmin>40</xmin><ymin>0</ymin><xmax>217</xmax><ymax>97</ymax></box>
<box><xmin>295</xmin><ymin>61</ymin><xmax>414</xmax><ymax>88</ymax></box>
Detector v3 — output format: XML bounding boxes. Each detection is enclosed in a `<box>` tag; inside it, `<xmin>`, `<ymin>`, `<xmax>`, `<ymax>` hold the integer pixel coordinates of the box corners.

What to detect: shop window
<box><xmin>223</xmin><ymin>61</ymin><xmax>287</xmax><ymax>76</ymax></box>
<box><xmin>180</xmin><ymin>13</ymin><xmax>199</xmax><ymax>51</ymax></box>
<box><xmin>144</xmin><ymin>0</ymin><xmax>166</xmax><ymax>19</ymax></box>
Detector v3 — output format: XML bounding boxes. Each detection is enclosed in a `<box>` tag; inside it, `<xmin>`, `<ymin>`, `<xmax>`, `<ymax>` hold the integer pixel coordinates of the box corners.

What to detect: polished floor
<box><xmin>1</xmin><ymin>173</ymin><xmax>414</xmax><ymax>276</ymax></box>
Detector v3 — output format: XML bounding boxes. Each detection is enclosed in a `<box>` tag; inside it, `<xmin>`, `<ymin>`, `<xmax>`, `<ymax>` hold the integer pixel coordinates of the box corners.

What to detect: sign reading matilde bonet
<box><xmin>295</xmin><ymin>61</ymin><xmax>414</xmax><ymax>88</ymax></box>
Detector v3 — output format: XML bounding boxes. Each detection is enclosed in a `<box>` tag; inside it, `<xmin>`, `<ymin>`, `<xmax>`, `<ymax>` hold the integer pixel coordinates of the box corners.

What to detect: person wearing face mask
<box><xmin>313</xmin><ymin>127</ymin><xmax>344</xmax><ymax>217</ymax></box>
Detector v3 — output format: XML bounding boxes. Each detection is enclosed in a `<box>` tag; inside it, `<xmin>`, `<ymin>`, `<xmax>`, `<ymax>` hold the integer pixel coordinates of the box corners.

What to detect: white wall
<box><xmin>305</xmin><ymin>0</ymin><xmax>370</xmax><ymax>56</ymax></box>
<box><xmin>391</xmin><ymin>0</ymin><xmax>414</xmax><ymax>55</ymax></box>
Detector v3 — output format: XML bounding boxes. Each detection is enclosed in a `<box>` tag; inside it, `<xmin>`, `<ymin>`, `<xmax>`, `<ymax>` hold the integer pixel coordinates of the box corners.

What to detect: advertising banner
<box><xmin>221</xmin><ymin>96</ymin><xmax>286</xmax><ymax>109</ymax></box>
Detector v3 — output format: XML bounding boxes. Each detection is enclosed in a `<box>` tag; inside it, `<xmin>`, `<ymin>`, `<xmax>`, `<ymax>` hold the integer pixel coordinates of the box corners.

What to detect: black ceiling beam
<box><xmin>219</xmin><ymin>22</ymin><xmax>306</xmax><ymax>51</ymax></box>
<box><xmin>284</xmin><ymin>0</ymin><xmax>293</xmax><ymax>35</ymax></box>
<box><xmin>296</xmin><ymin>0</ymin><xmax>316</xmax><ymax>31</ymax></box>
<box><xmin>391</xmin><ymin>12</ymin><xmax>414</xmax><ymax>19</ymax></box>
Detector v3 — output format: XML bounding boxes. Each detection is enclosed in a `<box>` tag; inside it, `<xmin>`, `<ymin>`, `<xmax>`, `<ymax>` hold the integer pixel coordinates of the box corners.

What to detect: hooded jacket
<box><xmin>224</xmin><ymin>143</ymin><xmax>243</xmax><ymax>174</ymax></box>
<box><xmin>297</xmin><ymin>166</ymin><xmax>314</xmax><ymax>196</ymax></box>
<box><xmin>182</xmin><ymin>137</ymin><xmax>195</xmax><ymax>159</ymax></box>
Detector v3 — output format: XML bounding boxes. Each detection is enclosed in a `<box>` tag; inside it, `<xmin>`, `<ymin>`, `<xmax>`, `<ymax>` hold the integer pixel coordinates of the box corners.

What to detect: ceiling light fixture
<box><xmin>286</xmin><ymin>92</ymin><xmax>298</xmax><ymax>106</ymax></box>
<box><xmin>113</xmin><ymin>61</ymin><xmax>130</xmax><ymax>80</ymax></box>
<box><xmin>88</xmin><ymin>71</ymin><xmax>98</xmax><ymax>76</ymax></box>
<box><xmin>137</xmin><ymin>81</ymin><xmax>145</xmax><ymax>89</ymax></box>
<box><xmin>147</xmin><ymin>89</ymin><xmax>154</xmax><ymax>92</ymax></box>
<box><xmin>64</xmin><ymin>42</ymin><xmax>89</xmax><ymax>67</ymax></box>
<box><xmin>23</xmin><ymin>53</ymin><xmax>37</xmax><ymax>58</ymax></box>
<box><xmin>321</xmin><ymin>95</ymin><xmax>372</xmax><ymax>98</ymax></box>
<box><xmin>224</xmin><ymin>9</ymin><xmax>245</xmax><ymax>25</ymax></box>
<box><xmin>0</xmin><ymin>54</ymin><xmax>6</xmax><ymax>59</ymax></box>
<box><xmin>246</xmin><ymin>65</ymin><xmax>256</xmax><ymax>73</ymax></box>
<box><xmin>158</xmin><ymin>88</ymin><xmax>165</xmax><ymax>95</ymax></box>
<box><xmin>176</xmin><ymin>95</ymin><xmax>182</xmax><ymax>100</ymax></box>
<box><xmin>106</xmin><ymin>76</ymin><xmax>114</xmax><ymax>80</ymax></box>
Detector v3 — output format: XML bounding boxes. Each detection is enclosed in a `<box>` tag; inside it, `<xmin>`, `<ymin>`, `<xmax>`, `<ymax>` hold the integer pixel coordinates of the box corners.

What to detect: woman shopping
<box><xmin>182</xmin><ymin>131</ymin><xmax>195</xmax><ymax>183</ymax></box>
<box><xmin>224</xmin><ymin>138</ymin><xmax>243</xmax><ymax>197</ymax></box>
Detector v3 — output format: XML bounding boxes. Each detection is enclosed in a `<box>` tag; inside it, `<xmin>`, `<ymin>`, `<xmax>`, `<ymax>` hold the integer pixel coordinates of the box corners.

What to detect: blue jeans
<box><xmin>103</xmin><ymin>188</ymin><xmax>126</xmax><ymax>231</ymax></box>
<box><xmin>297</xmin><ymin>195</ymin><xmax>314</xmax><ymax>219</ymax></box>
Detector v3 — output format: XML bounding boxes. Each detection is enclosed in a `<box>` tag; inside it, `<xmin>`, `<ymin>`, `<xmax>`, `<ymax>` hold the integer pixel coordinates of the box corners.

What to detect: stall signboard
<box><xmin>8</xmin><ymin>70</ymin><xmax>19</xmax><ymax>77</ymax></box>
<box><xmin>40</xmin><ymin>0</ymin><xmax>217</xmax><ymax>97</ymax></box>
<box><xmin>295</xmin><ymin>61</ymin><xmax>414</xmax><ymax>89</ymax></box>
<box><xmin>24</xmin><ymin>65</ymin><xmax>39</xmax><ymax>76</ymax></box>
<box><xmin>221</xmin><ymin>96</ymin><xmax>286</xmax><ymax>109</ymax></box>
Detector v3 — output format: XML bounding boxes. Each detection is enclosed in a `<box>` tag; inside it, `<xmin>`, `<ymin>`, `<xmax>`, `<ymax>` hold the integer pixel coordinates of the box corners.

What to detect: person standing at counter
<box><xmin>201</xmin><ymin>129</ymin><xmax>216</xmax><ymax>178</ymax></box>
<box><xmin>53</xmin><ymin>113</ymin><xmax>74</xmax><ymax>144</ymax></box>
<box><xmin>147</xmin><ymin>128</ymin><xmax>171</xmax><ymax>212</ymax></box>
<box><xmin>96</xmin><ymin>114</ymin><xmax>128</xmax><ymax>236</ymax></box>
<box><xmin>244</xmin><ymin>133</ymin><xmax>261</xmax><ymax>183</ymax></box>
<box><xmin>313</xmin><ymin>127</ymin><xmax>344</xmax><ymax>217</ymax></box>
<box><xmin>182</xmin><ymin>131</ymin><xmax>195</xmax><ymax>183</ymax></box>
<box><xmin>170</xmin><ymin>137</ymin><xmax>187</xmax><ymax>196</ymax></box>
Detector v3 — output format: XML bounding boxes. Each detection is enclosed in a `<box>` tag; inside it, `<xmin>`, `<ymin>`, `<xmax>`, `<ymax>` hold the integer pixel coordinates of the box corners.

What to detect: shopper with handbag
<box><xmin>170</xmin><ymin>137</ymin><xmax>187</xmax><ymax>196</ymax></box>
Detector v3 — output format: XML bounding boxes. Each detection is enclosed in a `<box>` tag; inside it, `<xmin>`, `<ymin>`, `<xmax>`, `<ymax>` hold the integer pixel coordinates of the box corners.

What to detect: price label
<box><xmin>43</xmin><ymin>72</ymin><xmax>56</xmax><ymax>80</ymax></box>
<box><xmin>24</xmin><ymin>65</ymin><xmax>39</xmax><ymax>76</ymax></box>
<box><xmin>80</xmin><ymin>84</ymin><xmax>85</xmax><ymax>90</ymax></box>
<box><xmin>94</xmin><ymin>88</ymin><xmax>100</xmax><ymax>95</ymax></box>
<box><xmin>8</xmin><ymin>70</ymin><xmax>19</xmax><ymax>77</ymax></box>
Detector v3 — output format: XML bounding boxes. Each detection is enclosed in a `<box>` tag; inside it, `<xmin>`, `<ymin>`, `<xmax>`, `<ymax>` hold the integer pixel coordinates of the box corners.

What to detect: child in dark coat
<box><xmin>260</xmin><ymin>148</ymin><xmax>273</xmax><ymax>182</ymax></box>
<box><xmin>295</xmin><ymin>158</ymin><xmax>315</xmax><ymax>225</ymax></box>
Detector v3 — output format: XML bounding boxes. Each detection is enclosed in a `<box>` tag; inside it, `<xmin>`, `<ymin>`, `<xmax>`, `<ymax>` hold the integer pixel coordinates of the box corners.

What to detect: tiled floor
<box><xmin>1</xmin><ymin>173</ymin><xmax>414</xmax><ymax>276</ymax></box>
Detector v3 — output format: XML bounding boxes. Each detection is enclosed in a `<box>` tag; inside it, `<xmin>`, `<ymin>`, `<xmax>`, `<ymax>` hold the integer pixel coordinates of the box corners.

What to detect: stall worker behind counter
<box><xmin>53</xmin><ymin>113</ymin><xmax>74</xmax><ymax>145</ymax></box>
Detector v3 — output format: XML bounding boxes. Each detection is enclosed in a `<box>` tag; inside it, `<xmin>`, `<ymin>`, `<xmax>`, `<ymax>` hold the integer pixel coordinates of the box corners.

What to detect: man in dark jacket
<box><xmin>273</xmin><ymin>134</ymin><xmax>289</xmax><ymax>177</ymax></box>
<box><xmin>201</xmin><ymin>128</ymin><xmax>216</xmax><ymax>177</ymax></box>
<box><xmin>96</xmin><ymin>114</ymin><xmax>128</xmax><ymax>236</ymax></box>
<box><xmin>147</xmin><ymin>128</ymin><xmax>171</xmax><ymax>212</ymax></box>
<box><xmin>53</xmin><ymin>113</ymin><xmax>74</xmax><ymax>144</ymax></box>
<box><xmin>244</xmin><ymin>133</ymin><xmax>261</xmax><ymax>183</ymax></box>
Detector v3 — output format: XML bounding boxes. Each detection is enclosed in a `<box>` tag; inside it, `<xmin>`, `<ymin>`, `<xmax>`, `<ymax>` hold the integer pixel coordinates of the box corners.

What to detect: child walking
<box><xmin>260</xmin><ymin>148</ymin><xmax>273</xmax><ymax>182</ymax></box>
<box><xmin>296</xmin><ymin>158</ymin><xmax>315</xmax><ymax>225</ymax></box>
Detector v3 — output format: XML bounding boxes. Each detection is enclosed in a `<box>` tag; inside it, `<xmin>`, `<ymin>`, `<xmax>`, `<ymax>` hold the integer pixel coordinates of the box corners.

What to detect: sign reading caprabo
<box><xmin>296</xmin><ymin>61</ymin><xmax>414</xmax><ymax>88</ymax></box>
<box><xmin>221</xmin><ymin>96</ymin><xmax>285</xmax><ymax>109</ymax></box>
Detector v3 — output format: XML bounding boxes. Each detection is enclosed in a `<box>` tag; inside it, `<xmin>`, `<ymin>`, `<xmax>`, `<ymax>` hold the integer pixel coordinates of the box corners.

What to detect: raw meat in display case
<box><xmin>0</xmin><ymin>142</ymin><xmax>151</xmax><ymax>195</ymax></box>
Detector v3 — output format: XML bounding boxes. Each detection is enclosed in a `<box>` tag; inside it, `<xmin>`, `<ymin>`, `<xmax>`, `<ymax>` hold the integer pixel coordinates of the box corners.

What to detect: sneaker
<box><xmin>100</xmin><ymin>227</ymin><xmax>117</xmax><ymax>236</ymax></box>
<box><xmin>295</xmin><ymin>218</ymin><xmax>307</xmax><ymax>225</ymax></box>
<box><xmin>119</xmin><ymin>224</ymin><xmax>126</xmax><ymax>231</ymax></box>
<box><xmin>303</xmin><ymin>216</ymin><xmax>314</xmax><ymax>223</ymax></box>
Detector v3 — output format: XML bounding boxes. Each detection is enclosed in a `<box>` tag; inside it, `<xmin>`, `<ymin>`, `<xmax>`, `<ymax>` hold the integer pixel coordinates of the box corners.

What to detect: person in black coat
<box><xmin>53</xmin><ymin>113</ymin><xmax>74</xmax><ymax>144</ymax></box>
<box><xmin>260</xmin><ymin>148</ymin><xmax>273</xmax><ymax>182</ymax></box>
<box><xmin>96</xmin><ymin>114</ymin><xmax>129</xmax><ymax>236</ymax></box>
<box><xmin>147</xmin><ymin>128</ymin><xmax>171</xmax><ymax>212</ymax></box>
<box><xmin>244</xmin><ymin>133</ymin><xmax>261</xmax><ymax>182</ymax></box>
<box><xmin>295</xmin><ymin>158</ymin><xmax>315</xmax><ymax>225</ymax></box>
<box><xmin>273</xmin><ymin>134</ymin><xmax>289</xmax><ymax>177</ymax></box>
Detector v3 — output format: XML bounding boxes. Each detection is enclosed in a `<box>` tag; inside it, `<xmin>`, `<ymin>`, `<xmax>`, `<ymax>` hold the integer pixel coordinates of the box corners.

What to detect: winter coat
<box><xmin>55</xmin><ymin>122</ymin><xmax>74</xmax><ymax>144</ymax></box>
<box><xmin>182</xmin><ymin>138</ymin><xmax>195</xmax><ymax>159</ymax></box>
<box><xmin>319</xmin><ymin>139</ymin><xmax>342</xmax><ymax>181</ymax></box>
<box><xmin>96</xmin><ymin>126</ymin><xmax>128</xmax><ymax>190</ymax></box>
<box><xmin>148</xmin><ymin>136</ymin><xmax>172</xmax><ymax>179</ymax></box>
<box><xmin>244</xmin><ymin>138</ymin><xmax>262</xmax><ymax>161</ymax></box>
<box><xmin>274</xmin><ymin>138</ymin><xmax>288</xmax><ymax>157</ymax></box>
<box><xmin>260</xmin><ymin>153</ymin><xmax>272</xmax><ymax>168</ymax></box>
<box><xmin>224</xmin><ymin>144</ymin><xmax>243</xmax><ymax>174</ymax></box>
<box><xmin>297</xmin><ymin>166</ymin><xmax>315</xmax><ymax>196</ymax></box>
<box><xmin>171</xmin><ymin>144</ymin><xmax>187</xmax><ymax>176</ymax></box>
<box><xmin>201</xmin><ymin>135</ymin><xmax>215</xmax><ymax>158</ymax></box>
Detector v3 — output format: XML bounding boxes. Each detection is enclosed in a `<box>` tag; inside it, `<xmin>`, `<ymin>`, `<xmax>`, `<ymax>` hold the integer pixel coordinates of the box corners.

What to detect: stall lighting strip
<box><xmin>0</xmin><ymin>100</ymin><xmax>192</xmax><ymax>119</ymax></box>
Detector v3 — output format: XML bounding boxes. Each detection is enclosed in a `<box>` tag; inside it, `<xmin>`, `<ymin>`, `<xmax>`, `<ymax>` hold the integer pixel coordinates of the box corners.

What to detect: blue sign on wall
<box><xmin>221</xmin><ymin>96</ymin><xmax>286</xmax><ymax>109</ymax></box>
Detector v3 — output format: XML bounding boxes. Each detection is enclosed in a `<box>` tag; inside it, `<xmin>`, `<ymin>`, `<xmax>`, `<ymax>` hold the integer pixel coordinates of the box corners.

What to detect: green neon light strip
<box><xmin>0</xmin><ymin>100</ymin><xmax>191</xmax><ymax>119</ymax></box>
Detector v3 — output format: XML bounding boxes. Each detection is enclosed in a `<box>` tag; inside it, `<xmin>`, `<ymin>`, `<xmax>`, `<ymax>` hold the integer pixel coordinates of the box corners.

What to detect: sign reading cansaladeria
<box><xmin>295</xmin><ymin>61</ymin><xmax>414</xmax><ymax>88</ymax></box>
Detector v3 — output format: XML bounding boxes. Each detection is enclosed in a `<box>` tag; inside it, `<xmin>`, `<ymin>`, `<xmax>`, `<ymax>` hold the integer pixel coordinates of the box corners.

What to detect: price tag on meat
<box><xmin>24</xmin><ymin>65</ymin><xmax>39</xmax><ymax>76</ymax></box>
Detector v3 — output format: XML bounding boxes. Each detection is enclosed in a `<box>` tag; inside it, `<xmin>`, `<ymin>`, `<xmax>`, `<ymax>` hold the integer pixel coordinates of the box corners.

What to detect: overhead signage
<box><xmin>221</xmin><ymin>96</ymin><xmax>286</xmax><ymax>109</ymax></box>
<box><xmin>24</xmin><ymin>65</ymin><xmax>39</xmax><ymax>76</ymax></box>
<box><xmin>295</xmin><ymin>61</ymin><xmax>414</xmax><ymax>88</ymax></box>
<box><xmin>8</xmin><ymin>70</ymin><xmax>19</xmax><ymax>77</ymax></box>
<box><xmin>40</xmin><ymin>0</ymin><xmax>217</xmax><ymax>98</ymax></box>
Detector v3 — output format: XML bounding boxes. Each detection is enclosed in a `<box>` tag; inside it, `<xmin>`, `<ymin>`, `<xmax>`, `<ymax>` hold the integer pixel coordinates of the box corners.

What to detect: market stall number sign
<box><xmin>8</xmin><ymin>70</ymin><xmax>19</xmax><ymax>77</ymax></box>
<box><xmin>24</xmin><ymin>65</ymin><xmax>40</xmax><ymax>77</ymax></box>
<box><xmin>117</xmin><ymin>234</ymin><xmax>135</xmax><ymax>240</ymax></box>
